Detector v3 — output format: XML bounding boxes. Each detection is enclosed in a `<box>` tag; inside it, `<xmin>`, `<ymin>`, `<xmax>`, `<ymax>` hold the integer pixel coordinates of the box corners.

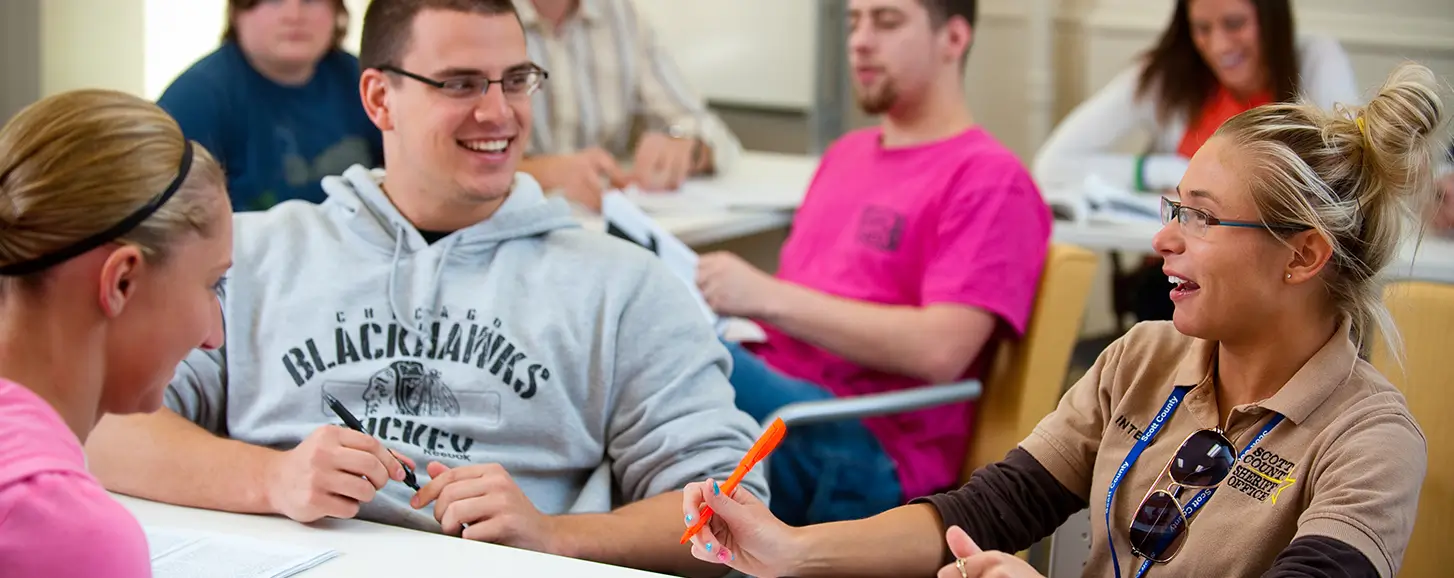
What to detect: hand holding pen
<box><xmin>680</xmin><ymin>419</ymin><xmax>797</xmax><ymax>576</ymax></box>
<box><xmin>259</xmin><ymin>395</ymin><xmax>417</xmax><ymax>523</ymax></box>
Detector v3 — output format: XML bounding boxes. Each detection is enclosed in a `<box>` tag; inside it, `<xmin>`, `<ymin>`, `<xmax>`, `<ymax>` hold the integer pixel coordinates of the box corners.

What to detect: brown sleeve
<box><xmin>1293</xmin><ymin>407</ymin><xmax>1425</xmax><ymax>578</ymax></box>
<box><xmin>911</xmin><ymin>447</ymin><xmax>1087</xmax><ymax>559</ymax></box>
<box><xmin>1262</xmin><ymin>536</ymin><xmax>1379</xmax><ymax>578</ymax></box>
<box><xmin>1017</xmin><ymin>331</ymin><xmax>1128</xmax><ymax>497</ymax></box>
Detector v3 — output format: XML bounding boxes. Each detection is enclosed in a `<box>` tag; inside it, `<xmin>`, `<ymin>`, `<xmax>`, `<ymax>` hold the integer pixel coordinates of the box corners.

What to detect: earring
<box><xmin>1286</xmin><ymin>273</ymin><xmax>1292</xmax><ymax>280</ymax></box>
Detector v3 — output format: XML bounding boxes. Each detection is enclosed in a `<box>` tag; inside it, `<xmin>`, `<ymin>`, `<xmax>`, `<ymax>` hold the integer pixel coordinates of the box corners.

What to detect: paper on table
<box><xmin>1044</xmin><ymin>174</ymin><xmax>1162</xmax><ymax>224</ymax></box>
<box><xmin>145</xmin><ymin>526</ymin><xmax>339</xmax><ymax>578</ymax></box>
<box><xmin>601</xmin><ymin>192</ymin><xmax>723</xmax><ymax>332</ymax></box>
<box><xmin>146</xmin><ymin>527</ymin><xmax>196</xmax><ymax>560</ymax></box>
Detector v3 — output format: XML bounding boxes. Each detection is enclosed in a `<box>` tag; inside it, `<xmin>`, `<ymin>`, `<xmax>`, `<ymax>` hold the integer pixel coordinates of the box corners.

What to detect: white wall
<box><xmin>41</xmin><ymin>0</ymin><xmax>146</xmax><ymax>96</ymax></box>
<box><xmin>633</xmin><ymin>0</ymin><xmax>819</xmax><ymax>110</ymax></box>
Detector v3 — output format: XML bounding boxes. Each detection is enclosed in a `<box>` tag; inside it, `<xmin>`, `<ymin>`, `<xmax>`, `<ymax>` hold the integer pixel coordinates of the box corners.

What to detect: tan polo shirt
<box><xmin>1022</xmin><ymin>320</ymin><xmax>1426</xmax><ymax>577</ymax></box>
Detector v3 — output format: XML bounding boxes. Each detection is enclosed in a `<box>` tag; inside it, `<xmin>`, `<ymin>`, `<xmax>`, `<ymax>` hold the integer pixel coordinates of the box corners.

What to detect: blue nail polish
<box><xmin>713</xmin><ymin>481</ymin><xmax>721</xmax><ymax>495</ymax></box>
<box><xmin>731</xmin><ymin>553</ymin><xmax>736</xmax><ymax>562</ymax></box>
<box><xmin>706</xmin><ymin>543</ymin><xmax>713</xmax><ymax>553</ymax></box>
<box><xmin>685</xmin><ymin>513</ymin><xmax>694</xmax><ymax>523</ymax></box>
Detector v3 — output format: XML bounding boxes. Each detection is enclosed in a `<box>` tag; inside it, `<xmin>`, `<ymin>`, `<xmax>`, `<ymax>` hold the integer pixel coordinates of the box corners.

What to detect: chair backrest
<box><xmin>962</xmin><ymin>243</ymin><xmax>1099</xmax><ymax>479</ymax></box>
<box><xmin>1367</xmin><ymin>280</ymin><xmax>1454</xmax><ymax>578</ymax></box>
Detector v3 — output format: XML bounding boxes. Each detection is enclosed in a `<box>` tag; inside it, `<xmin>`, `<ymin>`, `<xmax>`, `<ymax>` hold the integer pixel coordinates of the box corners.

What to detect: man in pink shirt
<box><xmin>696</xmin><ymin>0</ymin><xmax>1050</xmax><ymax>526</ymax></box>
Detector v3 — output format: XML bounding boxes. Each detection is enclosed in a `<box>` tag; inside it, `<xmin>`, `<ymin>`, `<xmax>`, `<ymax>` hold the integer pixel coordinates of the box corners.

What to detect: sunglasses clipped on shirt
<box><xmin>1127</xmin><ymin>428</ymin><xmax>1240</xmax><ymax>563</ymax></box>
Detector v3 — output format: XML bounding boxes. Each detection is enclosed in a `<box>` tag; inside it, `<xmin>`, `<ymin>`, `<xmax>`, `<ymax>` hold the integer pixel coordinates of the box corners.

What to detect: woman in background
<box><xmin>1034</xmin><ymin>0</ymin><xmax>1358</xmax><ymax>322</ymax></box>
<box><xmin>0</xmin><ymin>91</ymin><xmax>231</xmax><ymax>576</ymax></box>
<box><xmin>159</xmin><ymin>0</ymin><xmax>382</xmax><ymax>211</ymax></box>
<box><xmin>1035</xmin><ymin>0</ymin><xmax>1358</xmax><ymax>192</ymax></box>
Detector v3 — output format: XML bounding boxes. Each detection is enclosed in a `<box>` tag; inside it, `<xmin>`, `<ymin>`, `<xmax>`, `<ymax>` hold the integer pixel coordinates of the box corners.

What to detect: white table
<box><xmin>1053</xmin><ymin>219</ymin><xmax>1454</xmax><ymax>285</ymax></box>
<box><xmin>578</xmin><ymin>151</ymin><xmax>819</xmax><ymax>247</ymax></box>
<box><xmin>119</xmin><ymin>495</ymin><xmax>673</xmax><ymax>577</ymax></box>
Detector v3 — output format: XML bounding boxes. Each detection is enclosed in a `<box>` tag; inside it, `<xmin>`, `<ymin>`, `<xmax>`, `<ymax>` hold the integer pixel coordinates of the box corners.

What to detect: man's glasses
<box><xmin>377</xmin><ymin>65</ymin><xmax>549</xmax><ymax>99</ymax></box>
<box><xmin>1127</xmin><ymin>428</ymin><xmax>1238</xmax><ymax>563</ymax></box>
<box><xmin>1160</xmin><ymin>196</ymin><xmax>1311</xmax><ymax>238</ymax></box>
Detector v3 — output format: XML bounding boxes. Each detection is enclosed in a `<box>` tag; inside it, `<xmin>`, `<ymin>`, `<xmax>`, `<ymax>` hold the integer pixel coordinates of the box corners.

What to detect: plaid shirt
<box><xmin>514</xmin><ymin>0</ymin><xmax>742</xmax><ymax>172</ymax></box>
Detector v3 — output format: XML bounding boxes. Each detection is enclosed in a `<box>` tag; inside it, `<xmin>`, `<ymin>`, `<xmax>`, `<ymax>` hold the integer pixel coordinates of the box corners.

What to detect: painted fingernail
<box><xmin>705</xmin><ymin>542</ymin><xmax>713</xmax><ymax>553</ymax></box>
<box><xmin>685</xmin><ymin>513</ymin><xmax>694</xmax><ymax>524</ymax></box>
<box><xmin>717</xmin><ymin>548</ymin><xmax>730</xmax><ymax>562</ymax></box>
<box><xmin>713</xmin><ymin>481</ymin><xmax>721</xmax><ymax>495</ymax></box>
<box><xmin>732</xmin><ymin>552</ymin><xmax>736</xmax><ymax>562</ymax></box>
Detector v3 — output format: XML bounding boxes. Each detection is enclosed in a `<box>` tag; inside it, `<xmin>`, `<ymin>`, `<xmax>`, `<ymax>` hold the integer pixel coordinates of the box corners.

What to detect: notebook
<box><xmin>145</xmin><ymin>526</ymin><xmax>340</xmax><ymax>578</ymax></box>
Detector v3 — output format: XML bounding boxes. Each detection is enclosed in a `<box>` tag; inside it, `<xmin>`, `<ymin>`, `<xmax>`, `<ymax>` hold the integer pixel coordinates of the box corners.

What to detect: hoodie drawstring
<box><xmin>386</xmin><ymin>225</ymin><xmax>413</xmax><ymax>350</ymax></box>
<box><xmin>386</xmin><ymin>225</ymin><xmax>462</xmax><ymax>356</ymax></box>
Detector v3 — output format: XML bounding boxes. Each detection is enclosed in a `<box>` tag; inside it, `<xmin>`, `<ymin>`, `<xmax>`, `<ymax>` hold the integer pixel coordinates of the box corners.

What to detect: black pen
<box><xmin>324</xmin><ymin>393</ymin><xmax>420</xmax><ymax>491</ymax></box>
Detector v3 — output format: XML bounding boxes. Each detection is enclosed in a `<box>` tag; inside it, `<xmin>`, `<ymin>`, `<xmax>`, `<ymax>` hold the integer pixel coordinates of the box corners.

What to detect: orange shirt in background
<box><xmin>1177</xmin><ymin>86</ymin><xmax>1273</xmax><ymax>159</ymax></box>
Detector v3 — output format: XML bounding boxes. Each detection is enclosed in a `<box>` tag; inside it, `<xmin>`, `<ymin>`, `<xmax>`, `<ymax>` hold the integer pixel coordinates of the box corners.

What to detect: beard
<box><xmin>854</xmin><ymin>79</ymin><xmax>899</xmax><ymax>115</ymax></box>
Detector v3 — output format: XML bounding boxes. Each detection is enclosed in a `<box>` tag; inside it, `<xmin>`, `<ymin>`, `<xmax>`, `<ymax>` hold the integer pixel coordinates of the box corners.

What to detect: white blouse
<box><xmin>1033</xmin><ymin>35</ymin><xmax>1360</xmax><ymax>192</ymax></box>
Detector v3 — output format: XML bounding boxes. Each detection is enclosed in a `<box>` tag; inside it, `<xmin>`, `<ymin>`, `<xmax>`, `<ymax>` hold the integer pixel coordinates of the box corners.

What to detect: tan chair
<box><xmin>1367</xmin><ymin>281</ymin><xmax>1454</xmax><ymax>578</ymax></box>
<box><xmin>764</xmin><ymin>242</ymin><xmax>1099</xmax><ymax>485</ymax></box>
<box><xmin>960</xmin><ymin>243</ymin><xmax>1100</xmax><ymax>477</ymax></box>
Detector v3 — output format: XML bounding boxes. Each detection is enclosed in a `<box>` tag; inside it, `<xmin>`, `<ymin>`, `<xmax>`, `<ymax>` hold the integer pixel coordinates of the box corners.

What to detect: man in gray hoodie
<box><xmin>85</xmin><ymin>1</ymin><xmax>764</xmax><ymax>575</ymax></box>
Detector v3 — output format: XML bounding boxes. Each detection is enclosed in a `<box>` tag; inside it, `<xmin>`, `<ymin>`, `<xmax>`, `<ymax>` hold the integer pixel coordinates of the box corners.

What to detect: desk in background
<box><xmin>119</xmin><ymin>495</ymin><xmax>673</xmax><ymax>577</ymax></box>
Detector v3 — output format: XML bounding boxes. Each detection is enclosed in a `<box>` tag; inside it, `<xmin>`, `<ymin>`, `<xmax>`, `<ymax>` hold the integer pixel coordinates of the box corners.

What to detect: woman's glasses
<box><xmin>1160</xmin><ymin>196</ymin><xmax>1310</xmax><ymax>238</ymax></box>
<box><xmin>1127</xmin><ymin>428</ymin><xmax>1238</xmax><ymax>563</ymax></box>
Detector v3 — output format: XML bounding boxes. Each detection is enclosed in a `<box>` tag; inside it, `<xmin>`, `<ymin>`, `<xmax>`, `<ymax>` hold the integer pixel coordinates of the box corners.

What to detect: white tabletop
<box><xmin>119</xmin><ymin>495</ymin><xmax>673</xmax><ymax>577</ymax></box>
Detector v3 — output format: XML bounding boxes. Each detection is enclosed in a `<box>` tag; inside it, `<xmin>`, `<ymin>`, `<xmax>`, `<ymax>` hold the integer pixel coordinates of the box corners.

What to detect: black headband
<box><xmin>0</xmin><ymin>140</ymin><xmax>195</xmax><ymax>277</ymax></box>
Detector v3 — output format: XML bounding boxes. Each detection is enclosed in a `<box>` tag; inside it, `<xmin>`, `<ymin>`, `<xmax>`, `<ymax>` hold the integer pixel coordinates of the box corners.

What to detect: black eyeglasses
<box><xmin>1127</xmin><ymin>428</ymin><xmax>1237</xmax><ymax>563</ymax></box>
<box><xmin>1160</xmin><ymin>196</ymin><xmax>1311</xmax><ymax>238</ymax></box>
<box><xmin>376</xmin><ymin>65</ymin><xmax>549</xmax><ymax>99</ymax></box>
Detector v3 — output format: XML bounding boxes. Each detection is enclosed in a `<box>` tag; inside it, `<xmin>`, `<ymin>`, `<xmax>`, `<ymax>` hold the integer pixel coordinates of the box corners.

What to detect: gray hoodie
<box><xmin>164</xmin><ymin>166</ymin><xmax>767</xmax><ymax>532</ymax></box>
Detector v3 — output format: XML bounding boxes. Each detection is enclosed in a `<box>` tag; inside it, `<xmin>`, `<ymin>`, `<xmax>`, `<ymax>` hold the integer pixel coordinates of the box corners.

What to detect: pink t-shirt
<box><xmin>749</xmin><ymin>127</ymin><xmax>1051</xmax><ymax>500</ymax></box>
<box><xmin>0</xmin><ymin>378</ymin><xmax>152</xmax><ymax>578</ymax></box>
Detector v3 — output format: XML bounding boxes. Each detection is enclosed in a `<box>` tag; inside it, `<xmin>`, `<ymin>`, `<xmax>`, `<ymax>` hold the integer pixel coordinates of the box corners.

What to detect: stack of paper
<box><xmin>145</xmin><ymin>526</ymin><xmax>340</xmax><ymax>578</ymax></box>
<box><xmin>1044</xmin><ymin>174</ymin><xmax>1163</xmax><ymax>225</ymax></box>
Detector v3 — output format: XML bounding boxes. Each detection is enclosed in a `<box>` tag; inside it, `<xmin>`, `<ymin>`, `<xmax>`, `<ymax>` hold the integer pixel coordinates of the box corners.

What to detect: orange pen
<box><xmin>679</xmin><ymin>418</ymin><xmax>787</xmax><ymax>544</ymax></box>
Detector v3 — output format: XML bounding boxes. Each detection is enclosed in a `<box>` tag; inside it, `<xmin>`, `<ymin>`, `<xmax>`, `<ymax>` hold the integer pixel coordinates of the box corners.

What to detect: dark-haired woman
<box><xmin>1034</xmin><ymin>0</ymin><xmax>1356</xmax><ymax>192</ymax></box>
<box><xmin>1034</xmin><ymin>0</ymin><xmax>1357</xmax><ymax>323</ymax></box>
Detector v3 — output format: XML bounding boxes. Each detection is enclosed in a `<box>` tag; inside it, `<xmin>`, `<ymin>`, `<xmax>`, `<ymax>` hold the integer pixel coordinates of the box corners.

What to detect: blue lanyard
<box><xmin>1105</xmin><ymin>386</ymin><xmax>1285</xmax><ymax>578</ymax></box>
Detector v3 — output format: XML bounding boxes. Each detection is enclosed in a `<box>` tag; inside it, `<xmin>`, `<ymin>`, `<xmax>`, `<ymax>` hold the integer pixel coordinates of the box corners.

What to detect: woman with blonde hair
<box><xmin>681</xmin><ymin>61</ymin><xmax>1442</xmax><ymax>578</ymax></box>
<box><xmin>0</xmin><ymin>90</ymin><xmax>231</xmax><ymax>576</ymax></box>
